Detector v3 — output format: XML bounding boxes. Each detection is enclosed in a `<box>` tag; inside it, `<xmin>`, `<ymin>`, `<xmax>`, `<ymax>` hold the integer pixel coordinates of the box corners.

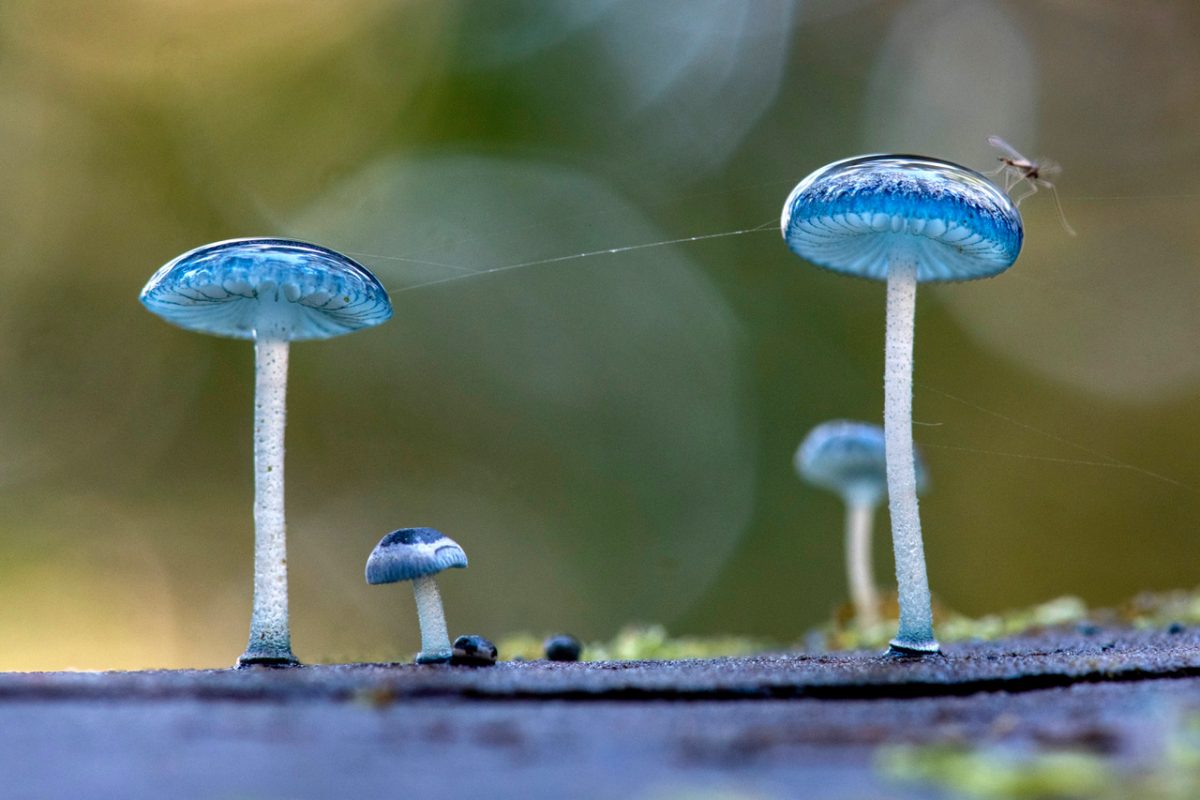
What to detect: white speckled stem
<box><xmin>845</xmin><ymin>502</ymin><xmax>880</xmax><ymax>630</ymax></box>
<box><xmin>413</xmin><ymin>576</ymin><xmax>452</xmax><ymax>663</ymax></box>
<box><xmin>239</xmin><ymin>335</ymin><xmax>297</xmax><ymax>666</ymax></box>
<box><xmin>884</xmin><ymin>255</ymin><xmax>938</xmax><ymax>654</ymax></box>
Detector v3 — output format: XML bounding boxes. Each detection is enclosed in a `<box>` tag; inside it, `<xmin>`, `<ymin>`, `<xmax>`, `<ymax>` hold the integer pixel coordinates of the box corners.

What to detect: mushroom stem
<box><xmin>239</xmin><ymin>334</ymin><xmax>298</xmax><ymax>666</ymax></box>
<box><xmin>412</xmin><ymin>575</ymin><xmax>452</xmax><ymax>664</ymax></box>
<box><xmin>845</xmin><ymin>501</ymin><xmax>880</xmax><ymax>630</ymax></box>
<box><xmin>883</xmin><ymin>254</ymin><xmax>938</xmax><ymax>655</ymax></box>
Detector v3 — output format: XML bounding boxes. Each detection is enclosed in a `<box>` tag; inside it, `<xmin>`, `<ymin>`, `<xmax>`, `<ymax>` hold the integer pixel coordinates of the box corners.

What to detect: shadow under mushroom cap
<box><xmin>140</xmin><ymin>238</ymin><xmax>393</xmax><ymax>341</ymax></box>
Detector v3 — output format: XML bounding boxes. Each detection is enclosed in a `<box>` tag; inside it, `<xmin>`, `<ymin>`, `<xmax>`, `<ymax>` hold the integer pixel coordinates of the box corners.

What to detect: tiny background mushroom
<box><xmin>797</xmin><ymin>420</ymin><xmax>929</xmax><ymax>631</ymax></box>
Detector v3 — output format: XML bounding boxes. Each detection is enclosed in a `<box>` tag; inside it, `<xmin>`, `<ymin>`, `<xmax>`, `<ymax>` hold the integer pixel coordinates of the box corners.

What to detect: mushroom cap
<box><xmin>781</xmin><ymin>154</ymin><xmax>1023</xmax><ymax>282</ymax></box>
<box><xmin>140</xmin><ymin>238</ymin><xmax>393</xmax><ymax>341</ymax></box>
<box><xmin>365</xmin><ymin>527</ymin><xmax>468</xmax><ymax>584</ymax></box>
<box><xmin>796</xmin><ymin>420</ymin><xmax>928</xmax><ymax>506</ymax></box>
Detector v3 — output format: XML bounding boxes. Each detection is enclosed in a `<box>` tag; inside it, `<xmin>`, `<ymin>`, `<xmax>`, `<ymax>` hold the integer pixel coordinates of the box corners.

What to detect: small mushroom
<box><xmin>796</xmin><ymin>420</ymin><xmax>928</xmax><ymax>630</ymax></box>
<box><xmin>783</xmin><ymin>156</ymin><xmax>1022</xmax><ymax>655</ymax></box>
<box><xmin>366</xmin><ymin>527</ymin><xmax>468</xmax><ymax>664</ymax></box>
<box><xmin>141</xmin><ymin>238</ymin><xmax>393</xmax><ymax>667</ymax></box>
<box><xmin>451</xmin><ymin>634</ymin><xmax>498</xmax><ymax>667</ymax></box>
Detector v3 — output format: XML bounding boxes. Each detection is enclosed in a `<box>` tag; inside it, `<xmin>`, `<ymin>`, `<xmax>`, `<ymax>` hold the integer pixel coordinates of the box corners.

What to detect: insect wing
<box><xmin>1036</xmin><ymin>158</ymin><xmax>1062</xmax><ymax>178</ymax></box>
<box><xmin>987</xmin><ymin>135</ymin><xmax>1028</xmax><ymax>163</ymax></box>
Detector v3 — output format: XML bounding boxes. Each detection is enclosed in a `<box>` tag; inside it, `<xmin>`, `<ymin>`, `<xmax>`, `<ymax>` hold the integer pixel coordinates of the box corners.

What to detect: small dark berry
<box><xmin>543</xmin><ymin>634</ymin><xmax>583</xmax><ymax>662</ymax></box>
<box><xmin>451</xmin><ymin>634</ymin><xmax>497</xmax><ymax>667</ymax></box>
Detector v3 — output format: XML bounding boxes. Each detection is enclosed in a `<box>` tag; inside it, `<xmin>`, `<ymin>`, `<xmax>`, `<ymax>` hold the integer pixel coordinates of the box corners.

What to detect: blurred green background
<box><xmin>0</xmin><ymin>0</ymin><xmax>1198</xmax><ymax>669</ymax></box>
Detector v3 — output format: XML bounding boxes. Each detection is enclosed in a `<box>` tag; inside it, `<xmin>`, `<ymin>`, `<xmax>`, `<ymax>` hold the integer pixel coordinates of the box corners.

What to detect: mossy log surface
<box><xmin>7</xmin><ymin>627</ymin><xmax>1199</xmax><ymax>799</ymax></box>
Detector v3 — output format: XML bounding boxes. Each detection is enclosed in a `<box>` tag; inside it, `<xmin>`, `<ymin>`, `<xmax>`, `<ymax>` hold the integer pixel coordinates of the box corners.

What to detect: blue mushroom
<box><xmin>141</xmin><ymin>238</ymin><xmax>393</xmax><ymax>667</ymax></box>
<box><xmin>797</xmin><ymin>420</ymin><xmax>928</xmax><ymax>631</ymax></box>
<box><xmin>366</xmin><ymin>527</ymin><xmax>468</xmax><ymax>664</ymax></box>
<box><xmin>782</xmin><ymin>156</ymin><xmax>1021</xmax><ymax>655</ymax></box>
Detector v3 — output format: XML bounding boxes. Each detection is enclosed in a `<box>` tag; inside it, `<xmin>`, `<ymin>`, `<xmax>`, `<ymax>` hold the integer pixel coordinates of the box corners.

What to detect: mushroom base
<box><xmin>415</xmin><ymin>650</ymin><xmax>453</xmax><ymax>665</ymax></box>
<box><xmin>236</xmin><ymin>646</ymin><xmax>300</xmax><ymax>668</ymax></box>
<box><xmin>886</xmin><ymin>638</ymin><xmax>942</xmax><ymax>657</ymax></box>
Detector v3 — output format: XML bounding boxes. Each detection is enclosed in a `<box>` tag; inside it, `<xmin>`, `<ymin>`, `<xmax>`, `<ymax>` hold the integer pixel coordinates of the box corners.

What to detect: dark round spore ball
<box><xmin>543</xmin><ymin>634</ymin><xmax>583</xmax><ymax>662</ymax></box>
<box><xmin>451</xmin><ymin>634</ymin><xmax>497</xmax><ymax>667</ymax></box>
<box><xmin>1168</xmin><ymin>622</ymin><xmax>1186</xmax><ymax>635</ymax></box>
<box><xmin>1075</xmin><ymin>622</ymin><xmax>1100</xmax><ymax>636</ymax></box>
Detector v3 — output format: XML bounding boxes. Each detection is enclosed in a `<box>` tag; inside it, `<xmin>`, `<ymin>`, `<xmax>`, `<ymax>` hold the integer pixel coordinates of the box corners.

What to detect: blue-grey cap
<box><xmin>781</xmin><ymin>155</ymin><xmax>1023</xmax><ymax>282</ymax></box>
<box><xmin>140</xmin><ymin>238</ymin><xmax>393</xmax><ymax>341</ymax></box>
<box><xmin>796</xmin><ymin>420</ymin><xmax>928</xmax><ymax>506</ymax></box>
<box><xmin>365</xmin><ymin>527</ymin><xmax>468</xmax><ymax>584</ymax></box>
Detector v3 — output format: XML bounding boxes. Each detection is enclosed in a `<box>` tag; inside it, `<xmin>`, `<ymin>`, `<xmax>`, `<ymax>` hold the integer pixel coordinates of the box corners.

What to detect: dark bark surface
<box><xmin>6</xmin><ymin>626</ymin><xmax>1198</xmax><ymax>799</ymax></box>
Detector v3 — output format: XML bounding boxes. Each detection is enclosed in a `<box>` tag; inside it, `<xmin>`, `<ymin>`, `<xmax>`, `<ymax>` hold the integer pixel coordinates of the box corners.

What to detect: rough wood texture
<box><xmin>6</xmin><ymin>626</ymin><xmax>1198</xmax><ymax>798</ymax></box>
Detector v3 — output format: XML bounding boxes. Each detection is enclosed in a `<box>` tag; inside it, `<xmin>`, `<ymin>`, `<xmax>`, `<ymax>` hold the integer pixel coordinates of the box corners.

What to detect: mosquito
<box><xmin>986</xmin><ymin>135</ymin><xmax>1076</xmax><ymax>236</ymax></box>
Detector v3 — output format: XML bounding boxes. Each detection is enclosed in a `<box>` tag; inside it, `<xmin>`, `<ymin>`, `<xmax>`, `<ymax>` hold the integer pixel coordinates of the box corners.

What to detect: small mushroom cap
<box><xmin>140</xmin><ymin>238</ymin><xmax>393</xmax><ymax>341</ymax></box>
<box><xmin>365</xmin><ymin>527</ymin><xmax>468</xmax><ymax>584</ymax></box>
<box><xmin>796</xmin><ymin>420</ymin><xmax>928</xmax><ymax>506</ymax></box>
<box><xmin>781</xmin><ymin>154</ymin><xmax>1022</xmax><ymax>282</ymax></box>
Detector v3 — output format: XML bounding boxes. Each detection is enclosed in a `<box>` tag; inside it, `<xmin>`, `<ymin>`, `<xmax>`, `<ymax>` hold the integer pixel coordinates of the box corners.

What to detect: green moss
<box><xmin>878</xmin><ymin>715</ymin><xmax>1200</xmax><ymax>799</ymax></box>
<box><xmin>877</xmin><ymin>745</ymin><xmax>1114</xmax><ymax>799</ymax></box>
<box><xmin>1120</xmin><ymin>588</ymin><xmax>1200</xmax><ymax>628</ymax></box>
<box><xmin>494</xmin><ymin>633</ymin><xmax>551</xmax><ymax>662</ymax></box>
<box><xmin>822</xmin><ymin>594</ymin><xmax>1090</xmax><ymax>651</ymax></box>
<box><xmin>498</xmin><ymin>586</ymin><xmax>1200</xmax><ymax>663</ymax></box>
<box><xmin>497</xmin><ymin>625</ymin><xmax>769</xmax><ymax>662</ymax></box>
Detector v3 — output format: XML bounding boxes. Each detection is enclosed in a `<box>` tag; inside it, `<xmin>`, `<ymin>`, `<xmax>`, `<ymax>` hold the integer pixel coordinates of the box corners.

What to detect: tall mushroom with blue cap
<box><xmin>782</xmin><ymin>156</ymin><xmax>1022</xmax><ymax>655</ymax></box>
<box><xmin>797</xmin><ymin>420</ymin><xmax>928</xmax><ymax>631</ymax></box>
<box><xmin>141</xmin><ymin>238</ymin><xmax>393</xmax><ymax>666</ymax></box>
<box><xmin>366</xmin><ymin>527</ymin><xmax>468</xmax><ymax>664</ymax></box>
